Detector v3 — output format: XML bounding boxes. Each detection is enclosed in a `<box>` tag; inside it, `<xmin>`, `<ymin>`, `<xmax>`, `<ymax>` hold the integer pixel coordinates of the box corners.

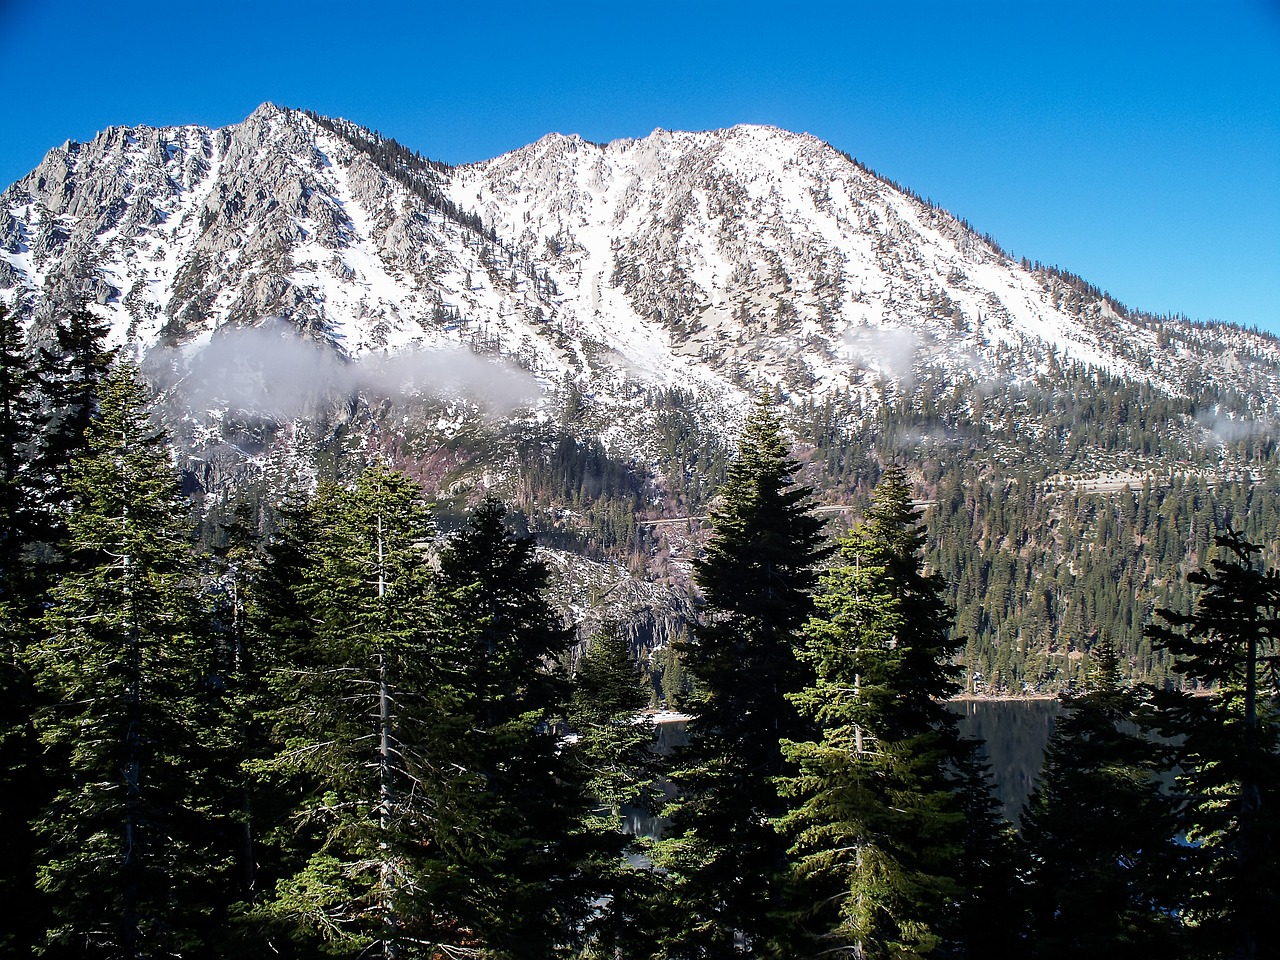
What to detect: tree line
<box><xmin>1</xmin><ymin>307</ymin><xmax>1277</xmax><ymax>958</ymax></box>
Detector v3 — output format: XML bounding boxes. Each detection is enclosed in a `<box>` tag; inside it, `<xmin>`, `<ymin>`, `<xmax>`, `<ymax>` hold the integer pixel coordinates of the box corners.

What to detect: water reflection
<box><xmin>952</xmin><ymin>698</ymin><xmax>1060</xmax><ymax>824</ymax></box>
<box><xmin>628</xmin><ymin>701</ymin><xmax>1060</xmax><ymax>840</ymax></box>
<box><xmin>622</xmin><ymin>718</ymin><xmax>688</xmax><ymax>840</ymax></box>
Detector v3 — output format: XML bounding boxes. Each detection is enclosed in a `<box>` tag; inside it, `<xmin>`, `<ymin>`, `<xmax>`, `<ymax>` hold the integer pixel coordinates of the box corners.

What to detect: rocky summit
<box><xmin>5</xmin><ymin>103</ymin><xmax>1278</xmax><ymax>417</ymax></box>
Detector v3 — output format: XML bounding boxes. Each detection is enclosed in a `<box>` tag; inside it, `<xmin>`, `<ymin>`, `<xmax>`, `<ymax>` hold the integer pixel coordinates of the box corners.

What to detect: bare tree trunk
<box><xmin>376</xmin><ymin>511</ymin><xmax>399</xmax><ymax>960</ymax></box>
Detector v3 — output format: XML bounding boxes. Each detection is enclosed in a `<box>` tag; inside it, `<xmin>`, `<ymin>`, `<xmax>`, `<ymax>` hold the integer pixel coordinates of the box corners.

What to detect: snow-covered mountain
<box><xmin>3</xmin><ymin>102</ymin><xmax>1278</xmax><ymax>470</ymax></box>
<box><xmin>8</xmin><ymin>103</ymin><xmax>1280</xmax><ymax>688</ymax></box>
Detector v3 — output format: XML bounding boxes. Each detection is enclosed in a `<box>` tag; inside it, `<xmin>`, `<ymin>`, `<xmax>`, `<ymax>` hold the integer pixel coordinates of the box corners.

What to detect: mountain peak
<box><xmin>1</xmin><ymin>105</ymin><xmax>1277</xmax><ymax>423</ymax></box>
<box><xmin>247</xmin><ymin>101</ymin><xmax>290</xmax><ymax>122</ymax></box>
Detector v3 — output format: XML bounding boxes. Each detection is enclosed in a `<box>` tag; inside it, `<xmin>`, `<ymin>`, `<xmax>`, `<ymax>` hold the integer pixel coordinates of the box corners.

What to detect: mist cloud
<box><xmin>169</xmin><ymin>322</ymin><xmax>541</xmax><ymax>419</ymax></box>
<box><xmin>1196</xmin><ymin>410</ymin><xmax>1277</xmax><ymax>444</ymax></box>
<box><xmin>843</xmin><ymin>323</ymin><xmax>920</xmax><ymax>385</ymax></box>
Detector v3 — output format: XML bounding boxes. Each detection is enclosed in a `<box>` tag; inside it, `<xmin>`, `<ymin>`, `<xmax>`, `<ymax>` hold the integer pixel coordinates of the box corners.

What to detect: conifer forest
<box><xmin>1</xmin><ymin>305</ymin><xmax>1278</xmax><ymax>959</ymax></box>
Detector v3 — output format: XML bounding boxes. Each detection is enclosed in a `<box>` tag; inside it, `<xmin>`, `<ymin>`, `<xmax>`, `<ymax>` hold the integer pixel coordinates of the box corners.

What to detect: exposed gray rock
<box><xmin>0</xmin><ymin>103</ymin><xmax>1277</xmax><ymax>447</ymax></box>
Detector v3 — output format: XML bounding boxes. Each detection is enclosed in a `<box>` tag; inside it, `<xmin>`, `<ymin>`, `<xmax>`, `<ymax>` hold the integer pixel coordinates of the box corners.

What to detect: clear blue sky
<box><xmin>1</xmin><ymin>0</ymin><xmax>1277</xmax><ymax>333</ymax></box>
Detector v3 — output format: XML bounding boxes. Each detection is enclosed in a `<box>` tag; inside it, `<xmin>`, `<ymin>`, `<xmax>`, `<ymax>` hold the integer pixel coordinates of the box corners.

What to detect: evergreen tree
<box><xmin>1149</xmin><ymin>530</ymin><xmax>1280</xmax><ymax>959</ymax></box>
<box><xmin>568</xmin><ymin>624</ymin><xmax>657</xmax><ymax>816</ymax></box>
<box><xmin>193</xmin><ymin>496</ymin><xmax>279</xmax><ymax>954</ymax></box>
<box><xmin>0</xmin><ymin>302</ymin><xmax>39</xmax><ymax>587</ymax></box>
<box><xmin>659</xmin><ymin>637</ymin><xmax>690</xmax><ymax>710</ymax></box>
<box><xmin>28</xmin><ymin>309</ymin><xmax>117</xmax><ymax>549</ymax></box>
<box><xmin>25</xmin><ymin>363</ymin><xmax>220</xmax><ymax>958</ymax></box>
<box><xmin>1019</xmin><ymin>641</ymin><xmax>1184</xmax><ymax>956</ymax></box>
<box><xmin>655</xmin><ymin>395</ymin><xmax>829</xmax><ymax>958</ymax></box>
<box><xmin>566</xmin><ymin>624</ymin><xmax>660</xmax><ymax>958</ymax></box>
<box><xmin>253</xmin><ymin>465</ymin><xmax>481</xmax><ymax>959</ymax></box>
<box><xmin>232</xmin><ymin>492</ymin><xmax>326</xmax><ymax>957</ymax></box>
<box><xmin>777</xmin><ymin>465</ymin><xmax>999</xmax><ymax>958</ymax></box>
<box><xmin>432</xmin><ymin>495</ymin><xmax>596</xmax><ymax>959</ymax></box>
<box><xmin>0</xmin><ymin>302</ymin><xmax>50</xmax><ymax>956</ymax></box>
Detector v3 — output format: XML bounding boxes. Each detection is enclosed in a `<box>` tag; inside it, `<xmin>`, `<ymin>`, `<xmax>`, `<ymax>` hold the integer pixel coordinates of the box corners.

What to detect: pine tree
<box><xmin>432</xmin><ymin>495</ymin><xmax>595</xmax><ymax>959</ymax></box>
<box><xmin>28</xmin><ymin>309</ymin><xmax>117</xmax><ymax>554</ymax></box>
<box><xmin>0</xmin><ymin>302</ymin><xmax>50</xmax><ymax>956</ymax></box>
<box><xmin>566</xmin><ymin>624</ymin><xmax>660</xmax><ymax>958</ymax></box>
<box><xmin>1148</xmin><ymin>529</ymin><xmax>1280</xmax><ymax>959</ymax></box>
<box><xmin>568</xmin><ymin>624</ymin><xmax>657</xmax><ymax>816</ymax></box>
<box><xmin>0</xmin><ymin>302</ymin><xmax>40</xmax><ymax>587</ymax></box>
<box><xmin>1019</xmin><ymin>641</ymin><xmax>1184</xmax><ymax>957</ymax></box>
<box><xmin>25</xmin><ymin>362</ymin><xmax>220</xmax><ymax>958</ymax></box>
<box><xmin>659</xmin><ymin>638</ymin><xmax>689</xmax><ymax>710</ymax></box>
<box><xmin>655</xmin><ymin>395</ymin><xmax>830</xmax><ymax>958</ymax></box>
<box><xmin>777</xmin><ymin>465</ymin><xmax>997</xmax><ymax>958</ymax></box>
<box><xmin>231</xmin><ymin>491</ymin><xmax>326</xmax><ymax>957</ymax></box>
<box><xmin>193</xmin><ymin>495</ymin><xmax>279</xmax><ymax>954</ymax></box>
<box><xmin>253</xmin><ymin>465</ymin><xmax>481</xmax><ymax>958</ymax></box>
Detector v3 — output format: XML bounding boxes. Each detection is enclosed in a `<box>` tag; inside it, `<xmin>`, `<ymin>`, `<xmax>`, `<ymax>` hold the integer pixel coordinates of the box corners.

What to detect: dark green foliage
<box><xmin>789</xmin><ymin>361</ymin><xmax>1280</xmax><ymax>693</ymax></box>
<box><xmin>1020</xmin><ymin>642</ymin><xmax>1185</xmax><ymax>957</ymax></box>
<box><xmin>437</xmin><ymin>496</ymin><xmax>573</xmax><ymax>727</ymax></box>
<box><xmin>1148</xmin><ymin>531</ymin><xmax>1280</xmax><ymax>959</ymax></box>
<box><xmin>25</xmin><ymin>363</ymin><xmax>221</xmax><ymax>958</ymax></box>
<box><xmin>27</xmin><ymin>310</ymin><xmax>117</xmax><ymax>558</ymax></box>
<box><xmin>941</xmin><ymin>738</ymin><xmax>1022</xmax><ymax>958</ymax></box>
<box><xmin>0</xmin><ymin>306</ymin><xmax>121</xmax><ymax>956</ymax></box>
<box><xmin>11</xmin><ymin>301</ymin><xmax>1280</xmax><ymax>954</ymax></box>
<box><xmin>0</xmin><ymin>302</ymin><xmax>48</xmax><ymax>955</ymax></box>
<box><xmin>252</xmin><ymin>465</ymin><xmax>483</xmax><ymax>958</ymax></box>
<box><xmin>194</xmin><ymin>496</ymin><xmax>275</xmax><ymax>936</ymax></box>
<box><xmin>519</xmin><ymin>427</ymin><xmax>646</xmax><ymax>559</ymax></box>
<box><xmin>227</xmin><ymin>492</ymin><xmax>327</xmax><ymax>957</ymax></box>
<box><xmin>568</xmin><ymin>625</ymin><xmax>657</xmax><ymax>813</ymax></box>
<box><xmin>566</xmin><ymin>625</ymin><xmax>661</xmax><ymax>958</ymax></box>
<box><xmin>778</xmin><ymin>466</ymin><xmax>1002</xmax><ymax>957</ymax></box>
<box><xmin>657</xmin><ymin>637</ymin><xmax>691</xmax><ymax>710</ymax></box>
<box><xmin>433</xmin><ymin>495</ymin><xmax>596</xmax><ymax>958</ymax></box>
<box><xmin>644</xmin><ymin>385</ymin><xmax>731</xmax><ymax>512</ymax></box>
<box><xmin>656</xmin><ymin>396</ymin><xmax>830</xmax><ymax>958</ymax></box>
<box><xmin>0</xmin><ymin>303</ymin><xmax>39</xmax><ymax>587</ymax></box>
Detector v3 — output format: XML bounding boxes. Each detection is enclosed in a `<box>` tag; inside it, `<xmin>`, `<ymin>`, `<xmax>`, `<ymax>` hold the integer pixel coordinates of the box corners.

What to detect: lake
<box><xmin>952</xmin><ymin>698</ymin><xmax>1062</xmax><ymax>823</ymax></box>
<box><xmin>630</xmin><ymin>698</ymin><xmax>1061</xmax><ymax>835</ymax></box>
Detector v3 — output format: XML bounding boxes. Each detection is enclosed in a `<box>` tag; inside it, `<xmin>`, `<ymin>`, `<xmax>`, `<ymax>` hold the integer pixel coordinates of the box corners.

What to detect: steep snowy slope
<box><xmin>3</xmin><ymin>103</ymin><xmax>1279</xmax><ymax>447</ymax></box>
<box><xmin>452</xmin><ymin>124</ymin><xmax>1280</xmax><ymax>405</ymax></box>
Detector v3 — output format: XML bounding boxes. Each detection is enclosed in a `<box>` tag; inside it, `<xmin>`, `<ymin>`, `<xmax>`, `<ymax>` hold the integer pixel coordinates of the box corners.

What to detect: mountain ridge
<box><xmin>6</xmin><ymin>103</ymin><xmax>1280</xmax><ymax>503</ymax></box>
<box><xmin>4</xmin><ymin>105</ymin><xmax>1280</xmax><ymax>691</ymax></box>
<box><xmin>5</xmin><ymin>104</ymin><xmax>1276</xmax><ymax>400</ymax></box>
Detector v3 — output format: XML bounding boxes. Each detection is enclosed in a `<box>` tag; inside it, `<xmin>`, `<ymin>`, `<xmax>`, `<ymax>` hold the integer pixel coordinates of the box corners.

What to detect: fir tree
<box><xmin>0</xmin><ymin>302</ymin><xmax>49</xmax><ymax>956</ymax></box>
<box><xmin>0</xmin><ymin>303</ymin><xmax>39</xmax><ymax>588</ymax></box>
<box><xmin>432</xmin><ymin>495</ymin><xmax>596</xmax><ymax>959</ymax></box>
<box><xmin>1148</xmin><ymin>529</ymin><xmax>1280</xmax><ymax>960</ymax></box>
<box><xmin>25</xmin><ymin>362</ymin><xmax>220</xmax><ymax>958</ymax></box>
<box><xmin>194</xmin><ymin>496</ymin><xmax>278</xmax><ymax>951</ymax></box>
<box><xmin>568</xmin><ymin>624</ymin><xmax>657</xmax><ymax>816</ymax></box>
<box><xmin>231</xmin><ymin>491</ymin><xmax>326</xmax><ymax>957</ymax></box>
<box><xmin>656</xmin><ymin>395</ymin><xmax>829</xmax><ymax>958</ymax></box>
<box><xmin>253</xmin><ymin>465</ymin><xmax>481</xmax><ymax>959</ymax></box>
<box><xmin>28</xmin><ymin>309</ymin><xmax>116</xmax><ymax>551</ymax></box>
<box><xmin>777</xmin><ymin>465</ymin><xmax>998</xmax><ymax>958</ymax></box>
<box><xmin>1019</xmin><ymin>641</ymin><xmax>1184</xmax><ymax>957</ymax></box>
<box><xmin>566</xmin><ymin>624</ymin><xmax>660</xmax><ymax>958</ymax></box>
